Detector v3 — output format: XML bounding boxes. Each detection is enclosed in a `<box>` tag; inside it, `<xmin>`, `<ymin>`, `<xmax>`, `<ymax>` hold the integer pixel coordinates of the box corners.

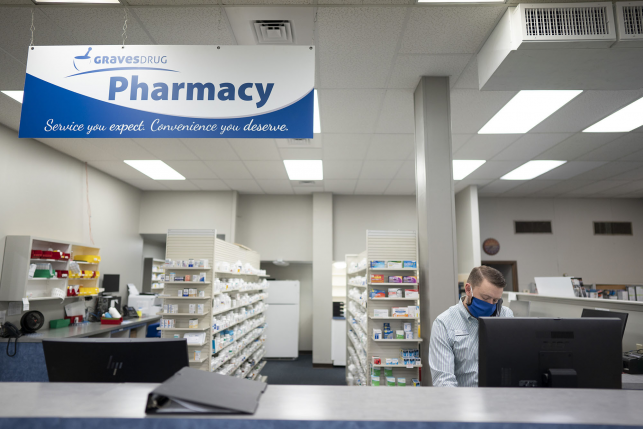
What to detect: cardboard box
<box><xmin>370</xmin><ymin>274</ymin><xmax>385</xmax><ymax>283</ymax></box>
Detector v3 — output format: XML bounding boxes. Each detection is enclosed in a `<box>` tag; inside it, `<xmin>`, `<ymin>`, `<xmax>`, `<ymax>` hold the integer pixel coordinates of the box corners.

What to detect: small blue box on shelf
<box><xmin>403</xmin><ymin>261</ymin><xmax>417</xmax><ymax>268</ymax></box>
<box><xmin>370</xmin><ymin>260</ymin><xmax>386</xmax><ymax>268</ymax></box>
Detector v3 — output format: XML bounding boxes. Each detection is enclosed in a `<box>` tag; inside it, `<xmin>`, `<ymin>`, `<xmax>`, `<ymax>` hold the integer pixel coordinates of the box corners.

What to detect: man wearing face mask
<box><xmin>429</xmin><ymin>266</ymin><xmax>513</xmax><ymax>387</ymax></box>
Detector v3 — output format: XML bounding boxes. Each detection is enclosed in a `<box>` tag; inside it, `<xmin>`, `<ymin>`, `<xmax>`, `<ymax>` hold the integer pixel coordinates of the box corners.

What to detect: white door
<box><xmin>264</xmin><ymin>304</ymin><xmax>299</xmax><ymax>358</ymax></box>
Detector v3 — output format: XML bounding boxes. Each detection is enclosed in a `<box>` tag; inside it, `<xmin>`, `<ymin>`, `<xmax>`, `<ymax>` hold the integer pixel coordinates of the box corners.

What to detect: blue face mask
<box><xmin>468</xmin><ymin>296</ymin><xmax>496</xmax><ymax>318</ymax></box>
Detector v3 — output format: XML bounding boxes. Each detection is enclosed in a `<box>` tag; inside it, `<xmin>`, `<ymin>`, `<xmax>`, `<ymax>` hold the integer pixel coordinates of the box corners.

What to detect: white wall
<box><xmin>142</xmin><ymin>241</ymin><xmax>166</xmax><ymax>260</ymax></box>
<box><xmin>0</xmin><ymin>124</ymin><xmax>143</xmax><ymax>324</ymax></box>
<box><xmin>479</xmin><ymin>197</ymin><xmax>643</xmax><ymax>288</ymax></box>
<box><xmin>333</xmin><ymin>195</ymin><xmax>417</xmax><ymax>260</ymax></box>
<box><xmin>260</xmin><ymin>262</ymin><xmax>313</xmax><ymax>351</ymax></box>
<box><xmin>139</xmin><ymin>191</ymin><xmax>236</xmax><ymax>240</ymax></box>
<box><xmin>236</xmin><ymin>195</ymin><xmax>313</xmax><ymax>262</ymax></box>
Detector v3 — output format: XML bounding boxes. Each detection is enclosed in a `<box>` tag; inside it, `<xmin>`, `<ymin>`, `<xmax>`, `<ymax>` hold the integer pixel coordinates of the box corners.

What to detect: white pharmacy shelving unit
<box><xmin>345</xmin><ymin>230</ymin><xmax>421</xmax><ymax>387</ymax></box>
<box><xmin>0</xmin><ymin>235</ymin><xmax>103</xmax><ymax>303</ymax></box>
<box><xmin>151</xmin><ymin>258</ymin><xmax>165</xmax><ymax>291</ymax></box>
<box><xmin>160</xmin><ymin>229</ymin><xmax>270</xmax><ymax>383</ymax></box>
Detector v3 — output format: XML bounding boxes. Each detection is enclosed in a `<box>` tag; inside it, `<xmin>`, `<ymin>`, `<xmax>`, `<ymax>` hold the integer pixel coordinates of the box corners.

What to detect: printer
<box><xmin>127</xmin><ymin>283</ymin><xmax>162</xmax><ymax>316</ymax></box>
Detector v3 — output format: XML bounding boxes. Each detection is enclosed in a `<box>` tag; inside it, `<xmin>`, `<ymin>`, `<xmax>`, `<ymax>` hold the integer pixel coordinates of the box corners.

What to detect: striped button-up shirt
<box><xmin>429</xmin><ymin>297</ymin><xmax>514</xmax><ymax>387</ymax></box>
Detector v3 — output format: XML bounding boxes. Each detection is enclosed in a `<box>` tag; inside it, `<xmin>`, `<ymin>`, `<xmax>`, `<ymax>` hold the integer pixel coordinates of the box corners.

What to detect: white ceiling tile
<box><xmin>243</xmin><ymin>161</ymin><xmax>289</xmax><ymax>180</ymax></box>
<box><xmin>88</xmin><ymin>161</ymin><xmax>149</xmax><ymax>180</ymax></box>
<box><xmin>204</xmin><ymin>161</ymin><xmax>253</xmax><ymax>179</ymax></box>
<box><xmin>395</xmin><ymin>160</ymin><xmax>415</xmax><ymax>179</ymax></box>
<box><xmin>134</xmin><ymin>7</ymin><xmax>236</xmax><ymax>45</ymax></box>
<box><xmin>229</xmin><ymin>139</ymin><xmax>281</xmax><ymax>160</ymax></box>
<box><xmin>453</xmin><ymin>134</ymin><xmax>521</xmax><ymax>160</ymax></box>
<box><xmin>38</xmin><ymin>139</ymin><xmax>118</xmax><ymax>162</ymax></box>
<box><xmin>40</xmin><ymin>8</ymin><xmax>153</xmax><ymax>46</ymax></box>
<box><xmin>531</xmin><ymin>89</ymin><xmax>643</xmax><ymax>133</ymax></box>
<box><xmin>453</xmin><ymin>57</ymin><xmax>478</xmax><ymax>89</ymax></box>
<box><xmin>376</xmin><ymin>90</ymin><xmax>415</xmax><ymax>134</ymax></box>
<box><xmin>593</xmin><ymin>180</ymin><xmax>643</xmax><ymax>197</ymax></box>
<box><xmin>279</xmin><ymin>148</ymin><xmax>323</xmax><ymax>160</ymax></box>
<box><xmin>535</xmin><ymin>161</ymin><xmax>607</xmax><ymax>180</ymax></box>
<box><xmin>121</xmin><ymin>179</ymin><xmax>169</xmax><ymax>191</ymax></box>
<box><xmin>534</xmin><ymin>133</ymin><xmax>624</xmax><ymax>161</ymax></box>
<box><xmin>165</xmin><ymin>161</ymin><xmax>217</xmax><ymax>179</ymax></box>
<box><xmin>478</xmin><ymin>180</ymin><xmax>525</xmax><ymax>195</ymax></box>
<box><xmin>317</xmin><ymin>7</ymin><xmax>407</xmax><ymax>88</ymax></box>
<box><xmin>323</xmin><ymin>134</ymin><xmax>371</xmax><ymax>160</ymax></box>
<box><xmin>400</xmin><ymin>6</ymin><xmax>506</xmax><ymax>54</ymax></box>
<box><xmin>355</xmin><ymin>180</ymin><xmax>390</xmax><ymax>195</ymax></box>
<box><xmin>181</xmin><ymin>139</ymin><xmax>240</xmax><ymax>161</ymax></box>
<box><xmin>157</xmin><ymin>180</ymin><xmax>201</xmax><ymax>191</ymax></box>
<box><xmin>191</xmin><ymin>179</ymin><xmax>230</xmax><ymax>191</ymax></box>
<box><xmin>359</xmin><ymin>160</ymin><xmax>404</xmax><ymax>179</ymax></box>
<box><xmin>0</xmin><ymin>9</ymin><xmax>73</xmax><ymax>65</ymax></box>
<box><xmin>501</xmin><ymin>180</ymin><xmax>562</xmax><ymax>197</ymax></box>
<box><xmin>258</xmin><ymin>180</ymin><xmax>294</xmax><ymax>194</ymax></box>
<box><xmin>452</xmin><ymin>134</ymin><xmax>473</xmax><ymax>153</ymax></box>
<box><xmin>563</xmin><ymin>180</ymin><xmax>631</xmax><ymax>196</ymax></box>
<box><xmin>94</xmin><ymin>138</ymin><xmax>157</xmax><ymax>160</ymax></box>
<box><xmin>566</xmin><ymin>162</ymin><xmax>643</xmax><ymax>181</ymax></box>
<box><xmin>133</xmin><ymin>139</ymin><xmax>198</xmax><ymax>160</ymax></box>
<box><xmin>531</xmin><ymin>180</ymin><xmax>594</xmax><ymax>197</ymax></box>
<box><xmin>294</xmin><ymin>186</ymin><xmax>325</xmax><ymax>194</ymax></box>
<box><xmin>450</xmin><ymin>89</ymin><xmax>518</xmax><ymax>134</ymax></box>
<box><xmin>577</xmin><ymin>133</ymin><xmax>643</xmax><ymax>162</ymax></box>
<box><xmin>388</xmin><ymin>54</ymin><xmax>471</xmax><ymax>89</ymax></box>
<box><xmin>319</xmin><ymin>90</ymin><xmax>385</xmax><ymax>133</ymax></box>
<box><xmin>324</xmin><ymin>179</ymin><xmax>357</xmax><ymax>194</ymax></box>
<box><xmin>0</xmin><ymin>51</ymin><xmax>25</xmax><ymax>91</ymax></box>
<box><xmin>464</xmin><ymin>160</ymin><xmax>523</xmax><ymax>180</ymax></box>
<box><xmin>324</xmin><ymin>160</ymin><xmax>364</xmax><ymax>179</ymax></box>
<box><xmin>492</xmin><ymin>133</ymin><xmax>574</xmax><ymax>161</ymax></box>
<box><xmin>609</xmin><ymin>166</ymin><xmax>643</xmax><ymax>181</ymax></box>
<box><xmin>454</xmin><ymin>179</ymin><xmax>492</xmax><ymax>193</ymax></box>
<box><xmin>223</xmin><ymin>179</ymin><xmax>264</xmax><ymax>194</ymax></box>
<box><xmin>367</xmin><ymin>134</ymin><xmax>414</xmax><ymax>160</ymax></box>
<box><xmin>385</xmin><ymin>180</ymin><xmax>415</xmax><ymax>195</ymax></box>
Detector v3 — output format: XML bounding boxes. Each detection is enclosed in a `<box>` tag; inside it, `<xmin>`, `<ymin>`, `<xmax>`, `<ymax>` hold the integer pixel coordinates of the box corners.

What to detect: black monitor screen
<box><xmin>43</xmin><ymin>338</ymin><xmax>189</xmax><ymax>382</ymax></box>
<box><xmin>102</xmin><ymin>274</ymin><xmax>120</xmax><ymax>293</ymax></box>
<box><xmin>479</xmin><ymin>317</ymin><xmax>622</xmax><ymax>389</ymax></box>
<box><xmin>581</xmin><ymin>308</ymin><xmax>628</xmax><ymax>339</ymax></box>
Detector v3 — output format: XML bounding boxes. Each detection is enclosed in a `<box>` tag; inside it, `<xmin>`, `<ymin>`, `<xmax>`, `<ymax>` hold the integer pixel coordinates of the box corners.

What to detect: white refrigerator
<box><xmin>264</xmin><ymin>280</ymin><xmax>300</xmax><ymax>358</ymax></box>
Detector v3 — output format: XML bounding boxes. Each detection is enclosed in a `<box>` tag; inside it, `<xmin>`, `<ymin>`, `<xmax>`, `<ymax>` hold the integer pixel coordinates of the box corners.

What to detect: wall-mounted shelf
<box><xmin>166</xmin><ymin>267</ymin><xmax>212</xmax><ymax>271</ymax></box>
<box><xmin>163</xmin><ymin>281</ymin><xmax>211</xmax><ymax>285</ymax></box>
<box><xmin>369</xmin><ymin>297</ymin><xmax>419</xmax><ymax>301</ymax></box>
<box><xmin>189</xmin><ymin>356</ymin><xmax>209</xmax><ymax>364</ymax></box>
<box><xmin>159</xmin><ymin>312</ymin><xmax>210</xmax><ymax>317</ymax></box>
<box><xmin>368</xmin><ymin>283</ymin><xmax>418</xmax><ymax>286</ymax></box>
<box><xmin>369</xmin><ymin>316</ymin><xmax>419</xmax><ymax>320</ymax></box>
<box><xmin>368</xmin><ymin>268</ymin><xmax>417</xmax><ymax>271</ymax></box>
<box><xmin>158</xmin><ymin>296</ymin><xmax>211</xmax><ymax>300</ymax></box>
<box><xmin>158</xmin><ymin>327</ymin><xmax>209</xmax><ymax>332</ymax></box>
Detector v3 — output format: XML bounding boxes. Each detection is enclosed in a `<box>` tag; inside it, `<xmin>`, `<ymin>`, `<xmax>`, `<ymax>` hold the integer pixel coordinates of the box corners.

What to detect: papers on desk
<box><xmin>128</xmin><ymin>283</ymin><xmax>140</xmax><ymax>296</ymax></box>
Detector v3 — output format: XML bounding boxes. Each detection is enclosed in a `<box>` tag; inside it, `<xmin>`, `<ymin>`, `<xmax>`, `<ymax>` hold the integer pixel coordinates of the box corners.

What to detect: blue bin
<box><xmin>147</xmin><ymin>322</ymin><xmax>161</xmax><ymax>338</ymax></box>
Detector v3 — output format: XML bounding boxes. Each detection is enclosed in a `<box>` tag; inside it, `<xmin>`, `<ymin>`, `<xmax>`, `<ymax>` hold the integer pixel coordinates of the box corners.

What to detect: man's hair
<box><xmin>467</xmin><ymin>266</ymin><xmax>506</xmax><ymax>289</ymax></box>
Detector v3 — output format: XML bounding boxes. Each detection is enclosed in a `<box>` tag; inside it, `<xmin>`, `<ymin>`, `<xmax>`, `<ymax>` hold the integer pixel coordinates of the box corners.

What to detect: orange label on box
<box><xmin>370</xmin><ymin>274</ymin><xmax>385</xmax><ymax>283</ymax></box>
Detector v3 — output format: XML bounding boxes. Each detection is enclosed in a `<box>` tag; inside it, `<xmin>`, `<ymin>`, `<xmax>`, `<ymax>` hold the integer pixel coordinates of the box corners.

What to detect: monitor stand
<box><xmin>543</xmin><ymin>368</ymin><xmax>578</xmax><ymax>388</ymax></box>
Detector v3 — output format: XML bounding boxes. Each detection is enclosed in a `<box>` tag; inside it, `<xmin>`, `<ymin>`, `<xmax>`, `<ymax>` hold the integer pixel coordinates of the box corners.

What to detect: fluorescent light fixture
<box><xmin>333</xmin><ymin>261</ymin><xmax>347</xmax><ymax>269</ymax></box>
<box><xmin>284</xmin><ymin>160</ymin><xmax>323</xmax><ymax>180</ymax></box>
<box><xmin>479</xmin><ymin>90</ymin><xmax>582</xmax><ymax>134</ymax></box>
<box><xmin>2</xmin><ymin>91</ymin><xmax>23</xmax><ymax>103</ymax></box>
<box><xmin>33</xmin><ymin>0</ymin><xmax>120</xmax><ymax>4</ymax></box>
<box><xmin>584</xmin><ymin>97</ymin><xmax>643</xmax><ymax>133</ymax></box>
<box><xmin>124</xmin><ymin>160</ymin><xmax>185</xmax><ymax>180</ymax></box>
<box><xmin>453</xmin><ymin>160</ymin><xmax>486</xmax><ymax>180</ymax></box>
<box><xmin>314</xmin><ymin>89</ymin><xmax>321</xmax><ymax>134</ymax></box>
<box><xmin>501</xmin><ymin>160</ymin><xmax>566</xmax><ymax>180</ymax></box>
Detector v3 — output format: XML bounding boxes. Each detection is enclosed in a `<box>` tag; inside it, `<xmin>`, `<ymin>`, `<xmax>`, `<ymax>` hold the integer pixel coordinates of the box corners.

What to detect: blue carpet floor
<box><xmin>262</xmin><ymin>354</ymin><xmax>346</xmax><ymax>385</ymax></box>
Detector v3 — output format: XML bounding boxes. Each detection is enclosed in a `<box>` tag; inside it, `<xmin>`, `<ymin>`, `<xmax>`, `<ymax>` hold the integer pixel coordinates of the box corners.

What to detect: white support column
<box><xmin>455</xmin><ymin>185</ymin><xmax>481</xmax><ymax>278</ymax></box>
<box><xmin>414</xmin><ymin>77</ymin><xmax>459</xmax><ymax>386</ymax></box>
<box><xmin>312</xmin><ymin>192</ymin><xmax>333</xmax><ymax>364</ymax></box>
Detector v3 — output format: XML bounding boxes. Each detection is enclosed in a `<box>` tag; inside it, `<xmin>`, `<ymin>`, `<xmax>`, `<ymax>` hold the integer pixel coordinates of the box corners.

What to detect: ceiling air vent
<box><xmin>616</xmin><ymin>2</ymin><xmax>643</xmax><ymax>46</ymax></box>
<box><xmin>287</xmin><ymin>138</ymin><xmax>313</xmax><ymax>147</ymax></box>
<box><xmin>514</xmin><ymin>221</ymin><xmax>553</xmax><ymax>234</ymax></box>
<box><xmin>298</xmin><ymin>181</ymin><xmax>316</xmax><ymax>186</ymax></box>
<box><xmin>523</xmin><ymin>5</ymin><xmax>611</xmax><ymax>37</ymax></box>
<box><xmin>594</xmin><ymin>222</ymin><xmax>633</xmax><ymax>235</ymax></box>
<box><xmin>253</xmin><ymin>20</ymin><xmax>293</xmax><ymax>44</ymax></box>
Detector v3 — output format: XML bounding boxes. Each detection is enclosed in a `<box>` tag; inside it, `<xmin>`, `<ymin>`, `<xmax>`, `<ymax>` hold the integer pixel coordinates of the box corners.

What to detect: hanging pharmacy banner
<box><xmin>19</xmin><ymin>45</ymin><xmax>315</xmax><ymax>139</ymax></box>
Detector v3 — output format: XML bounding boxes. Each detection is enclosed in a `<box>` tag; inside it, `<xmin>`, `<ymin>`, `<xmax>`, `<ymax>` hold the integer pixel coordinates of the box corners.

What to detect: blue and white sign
<box><xmin>19</xmin><ymin>45</ymin><xmax>315</xmax><ymax>138</ymax></box>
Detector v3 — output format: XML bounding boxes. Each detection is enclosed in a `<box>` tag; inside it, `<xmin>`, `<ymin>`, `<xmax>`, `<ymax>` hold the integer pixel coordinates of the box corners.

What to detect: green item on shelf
<box><xmin>397</xmin><ymin>377</ymin><xmax>406</xmax><ymax>386</ymax></box>
<box><xmin>371</xmin><ymin>375</ymin><xmax>380</xmax><ymax>386</ymax></box>
<box><xmin>384</xmin><ymin>368</ymin><xmax>393</xmax><ymax>377</ymax></box>
<box><xmin>386</xmin><ymin>376</ymin><xmax>396</xmax><ymax>387</ymax></box>
<box><xmin>372</xmin><ymin>368</ymin><xmax>381</xmax><ymax>377</ymax></box>
<box><xmin>34</xmin><ymin>269</ymin><xmax>54</xmax><ymax>279</ymax></box>
<box><xmin>49</xmin><ymin>318</ymin><xmax>70</xmax><ymax>329</ymax></box>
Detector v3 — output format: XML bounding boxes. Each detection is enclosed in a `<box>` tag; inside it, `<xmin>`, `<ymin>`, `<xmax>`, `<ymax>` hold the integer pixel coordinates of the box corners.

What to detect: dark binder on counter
<box><xmin>145</xmin><ymin>367</ymin><xmax>267</xmax><ymax>415</ymax></box>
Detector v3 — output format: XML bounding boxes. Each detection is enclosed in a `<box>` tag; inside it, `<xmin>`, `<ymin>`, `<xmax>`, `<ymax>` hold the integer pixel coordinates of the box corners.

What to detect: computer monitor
<box><xmin>581</xmin><ymin>308</ymin><xmax>628</xmax><ymax>339</ymax></box>
<box><xmin>479</xmin><ymin>318</ymin><xmax>622</xmax><ymax>389</ymax></box>
<box><xmin>102</xmin><ymin>274</ymin><xmax>120</xmax><ymax>293</ymax></box>
<box><xmin>43</xmin><ymin>338</ymin><xmax>189</xmax><ymax>382</ymax></box>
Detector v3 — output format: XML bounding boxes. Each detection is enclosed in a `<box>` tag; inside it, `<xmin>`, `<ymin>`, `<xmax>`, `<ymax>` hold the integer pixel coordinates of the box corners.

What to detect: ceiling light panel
<box><xmin>124</xmin><ymin>160</ymin><xmax>185</xmax><ymax>180</ymax></box>
<box><xmin>479</xmin><ymin>90</ymin><xmax>582</xmax><ymax>134</ymax></box>
<box><xmin>584</xmin><ymin>97</ymin><xmax>643</xmax><ymax>133</ymax></box>
<box><xmin>501</xmin><ymin>160</ymin><xmax>567</xmax><ymax>180</ymax></box>
<box><xmin>284</xmin><ymin>160</ymin><xmax>323</xmax><ymax>180</ymax></box>
<box><xmin>2</xmin><ymin>91</ymin><xmax>23</xmax><ymax>103</ymax></box>
<box><xmin>453</xmin><ymin>160</ymin><xmax>486</xmax><ymax>180</ymax></box>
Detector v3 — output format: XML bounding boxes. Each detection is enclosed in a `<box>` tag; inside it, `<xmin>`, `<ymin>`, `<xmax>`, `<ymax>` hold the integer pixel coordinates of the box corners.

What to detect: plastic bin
<box><xmin>101</xmin><ymin>317</ymin><xmax>122</xmax><ymax>325</ymax></box>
